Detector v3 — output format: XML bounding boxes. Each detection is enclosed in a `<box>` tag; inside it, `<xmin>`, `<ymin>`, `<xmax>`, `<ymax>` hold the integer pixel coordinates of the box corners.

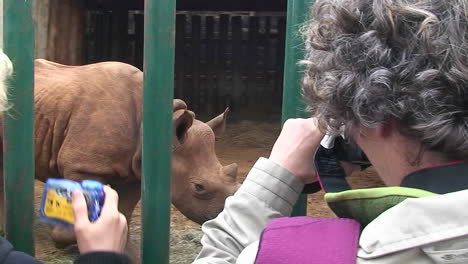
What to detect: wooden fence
<box><xmin>83</xmin><ymin>11</ymin><xmax>287</xmax><ymax>119</ymax></box>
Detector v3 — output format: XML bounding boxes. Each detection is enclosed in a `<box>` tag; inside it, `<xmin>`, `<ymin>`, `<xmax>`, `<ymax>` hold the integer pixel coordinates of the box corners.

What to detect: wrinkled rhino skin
<box><xmin>0</xmin><ymin>59</ymin><xmax>239</xmax><ymax>262</ymax></box>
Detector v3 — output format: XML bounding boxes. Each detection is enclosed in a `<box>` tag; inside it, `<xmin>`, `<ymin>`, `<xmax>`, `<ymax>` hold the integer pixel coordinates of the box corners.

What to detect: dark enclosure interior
<box><xmin>82</xmin><ymin>1</ymin><xmax>287</xmax><ymax>120</ymax></box>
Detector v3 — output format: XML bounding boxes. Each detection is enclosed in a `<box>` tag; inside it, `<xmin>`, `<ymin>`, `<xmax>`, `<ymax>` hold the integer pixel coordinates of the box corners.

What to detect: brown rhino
<box><xmin>0</xmin><ymin>59</ymin><xmax>238</xmax><ymax>257</ymax></box>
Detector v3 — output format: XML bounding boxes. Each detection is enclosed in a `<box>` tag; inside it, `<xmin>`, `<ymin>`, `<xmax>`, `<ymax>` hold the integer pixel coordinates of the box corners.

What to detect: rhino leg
<box><xmin>114</xmin><ymin>183</ymin><xmax>141</xmax><ymax>264</ymax></box>
<box><xmin>50</xmin><ymin>227</ymin><xmax>76</xmax><ymax>248</ymax></box>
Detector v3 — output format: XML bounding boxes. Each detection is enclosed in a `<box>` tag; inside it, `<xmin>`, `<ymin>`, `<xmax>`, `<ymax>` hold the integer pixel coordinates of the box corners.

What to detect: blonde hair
<box><xmin>0</xmin><ymin>49</ymin><xmax>12</xmax><ymax>112</ymax></box>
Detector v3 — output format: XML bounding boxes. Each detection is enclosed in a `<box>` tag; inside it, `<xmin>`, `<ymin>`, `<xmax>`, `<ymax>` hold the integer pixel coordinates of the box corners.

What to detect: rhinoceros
<box><xmin>0</xmin><ymin>59</ymin><xmax>239</xmax><ymax>257</ymax></box>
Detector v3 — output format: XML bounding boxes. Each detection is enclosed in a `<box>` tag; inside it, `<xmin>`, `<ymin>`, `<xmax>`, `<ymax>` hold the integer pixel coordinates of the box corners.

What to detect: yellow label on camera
<box><xmin>44</xmin><ymin>190</ymin><xmax>75</xmax><ymax>224</ymax></box>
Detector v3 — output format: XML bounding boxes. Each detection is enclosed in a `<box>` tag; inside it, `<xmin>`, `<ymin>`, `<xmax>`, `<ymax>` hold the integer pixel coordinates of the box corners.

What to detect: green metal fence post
<box><xmin>142</xmin><ymin>0</ymin><xmax>176</xmax><ymax>263</ymax></box>
<box><xmin>2</xmin><ymin>0</ymin><xmax>35</xmax><ymax>255</ymax></box>
<box><xmin>282</xmin><ymin>0</ymin><xmax>313</xmax><ymax>216</ymax></box>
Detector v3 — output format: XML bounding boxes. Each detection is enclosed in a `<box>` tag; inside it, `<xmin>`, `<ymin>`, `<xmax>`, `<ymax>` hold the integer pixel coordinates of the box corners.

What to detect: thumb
<box><xmin>72</xmin><ymin>190</ymin><xmax>90</xmax><ymax>225</ymax></box>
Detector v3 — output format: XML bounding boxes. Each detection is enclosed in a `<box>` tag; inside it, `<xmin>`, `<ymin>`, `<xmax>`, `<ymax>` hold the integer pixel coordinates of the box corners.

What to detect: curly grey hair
<box><xmin>302</xmin><ymin>0</ymin><xmax>468</xmax><ymax>159</ymax></box>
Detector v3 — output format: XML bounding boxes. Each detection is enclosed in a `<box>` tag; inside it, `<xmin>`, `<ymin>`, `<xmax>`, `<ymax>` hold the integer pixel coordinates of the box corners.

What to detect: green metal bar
<box><xmin>142</xmin><ymin>0</ymin><xmax>176</xmax><ymax>263</ymax></box>
<box><xmin>2</xmin><ymin>0</ymin><xmax>35</xmax><ymax>255</ymax></box>
<box><xmin>282</xmin><ymin>0</ymin><xmax>313</xmax><ymax>216</ymax></box>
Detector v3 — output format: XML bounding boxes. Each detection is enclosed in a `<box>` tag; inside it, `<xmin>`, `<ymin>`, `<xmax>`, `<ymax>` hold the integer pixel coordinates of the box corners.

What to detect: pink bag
<box><xmin>255</xmin><ymin>217</ymin><xmax>360</xmax><ymax>264</ymax></box>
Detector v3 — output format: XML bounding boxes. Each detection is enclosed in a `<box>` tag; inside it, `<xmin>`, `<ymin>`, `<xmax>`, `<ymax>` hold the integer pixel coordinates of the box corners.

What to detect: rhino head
<box><xmin>169</xmin><ymin>100</ymin><xmax>238</xmax><ymax>224</ymax></box>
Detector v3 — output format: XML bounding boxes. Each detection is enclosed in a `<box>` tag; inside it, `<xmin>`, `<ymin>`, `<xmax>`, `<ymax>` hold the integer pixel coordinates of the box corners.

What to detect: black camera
<box><xmin>302</xmin><ymin>136</ymin><xmax>371</xmax><ymax>194</ymax></box>
<box><xmin>333</xmin><ymin>137</ymin><xmax>371</xmax><ymax>169</ymax></box>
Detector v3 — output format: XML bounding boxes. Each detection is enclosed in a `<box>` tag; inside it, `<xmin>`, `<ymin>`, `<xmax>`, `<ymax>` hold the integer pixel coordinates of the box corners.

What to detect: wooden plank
<box><xmin>231</xmin><ymin>16</ymin><xmax>243</xmax><ymax>113</ymax></box>
<box><xmin>46</xmin><ymin>0</ymin><xmax>59</xmax><ymax>62</ymax></box>
<box><xmin>191</xmin><ymin>15</ymin><xmax>202</xmax><ymax>112</ymax></box>
<box><xmin>82</xmin><ymin>11</ymin><xmax>89</xmax><ymax>64</ymax></box>
<box><xmin>247</xmin><ymin>16</ymin><xmax>259</xmax><ymax>107</ymax></box>
<box><xmin>198</xmin><ymin>17</ymin><xmax>208</xmax><ymax>115</ymax></box>
<box><xmin>217</xmin><ymin>14</ymin><xmax>230</xmax><ymax>113</ymax></box>
<box><xmin>204</xmin><ymin>16</ymin><xmax>217</xmax><ymax>115</ymax></box>
<box><xmin>212</xmin><ymin>16</ymin><xmax>222</xmax><ymax>113</ymax></box>
<box><xmin>33</xmin><ymin>0</ymin><xmax>51</xmax><ymax>59</ymax></box>
<box><xmin>134</xmin><ymin>13</ymin><xmax>144</xmax><ymax>69</ymax></box>
<box><xmin>102</xmin><ymin>11</ymin><xmax>112</xmax><ymax>61</ymax></box>
<box><xmin>57</xmin><ymin>0</ymin><xmax>71</xmax><ymax>63</ymax></box>
<box><xmin>183</xmin><ymin>17</ymin><xmax>193</xmax><ymax>108</ymax></box>
<box><xmin>95</xmin><ymin>11</ymin><xmax>103</xmax><ymax>61</ymax></box>
<box><xmin>275</xmin><ymin>16</ymin><xmax>286</xmax><ymax>105</ymax></box>
<box><xmin>125</xmin><ymin>12</ymin><xmax>135</xmax><ymax>66</ymax></box>
<box><xmin>264</xmin><ymin>16</ymin><xmax>275</xmax><ymax>108</ymax></box>
<box><xmin>175</xmin><ymin>14</ymin><xmax>186</xmax><ymax>100</ymax></box>
<box><xmin>84</xmin><ymin>11</ymin><xmax>97</xmax><ymax>64</ymax></box>
<box><xmin>257</xmin><ymin>16</ymin><xmax>268</xmax><ymax>106</ymax></box>
<box><xmin>46</xmin><ymin>0</ymin><xmax>84</xmax><ymax>65</ymax></box>
<box><xmin>69</xmin><ymin>0</ymin><xmax>84</xmax><ymax>65</ymax></box>
<box><xmin>110</xmin><ymin>2</ymin><xmax>128</xmax><ymax>61</ymax></box>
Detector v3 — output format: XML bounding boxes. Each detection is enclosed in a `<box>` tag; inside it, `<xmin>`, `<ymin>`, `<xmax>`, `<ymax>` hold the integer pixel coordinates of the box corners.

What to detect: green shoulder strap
<box><xmin>325</xmin><ymin>187</ymin><xmax>437</xmax><ymax>227</ymax></box>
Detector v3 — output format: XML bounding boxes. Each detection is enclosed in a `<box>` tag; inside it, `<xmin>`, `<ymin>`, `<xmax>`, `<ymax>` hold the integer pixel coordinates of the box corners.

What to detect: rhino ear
<box><xmin>173</xmin><ymin>99</ymin><xmax>187</xmax><ymax>112</ymax></box>
<box><xmin>173</xmin><ymin>109</ymin><xmax>194</xmax><ymax>145</ymax></box>
<box><xmin>207</xmin><ymin>108</ymin><xmax>229</xmax><ymax>138</ymax></box>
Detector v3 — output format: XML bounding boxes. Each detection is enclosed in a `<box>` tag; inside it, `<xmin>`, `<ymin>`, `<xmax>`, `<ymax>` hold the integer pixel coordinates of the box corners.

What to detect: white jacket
<box><xmin>193</xmin><ymin>158</ymin><xmax>468</xmax><ymax>264</ymax></box>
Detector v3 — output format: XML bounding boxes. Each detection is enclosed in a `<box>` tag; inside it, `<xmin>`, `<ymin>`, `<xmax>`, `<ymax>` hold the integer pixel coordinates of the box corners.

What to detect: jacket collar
<box><xmin>358</xmin><ymin>188</ymin><xmax>468</xmax><ymax>259</ymax></box>
<box><xmin>358</xmin><ymin>161</ymin><xmax>468</xmax><ymax>258</ymax></box>
<box><xmin>400</xmin><ymin>161</ymin><xmax>468</xmax><ymax>194</ymax></box>
<box><xmin>327</xmin><ymin>161</ymin><xmax>468</xmax><ymax>258</ymax></box>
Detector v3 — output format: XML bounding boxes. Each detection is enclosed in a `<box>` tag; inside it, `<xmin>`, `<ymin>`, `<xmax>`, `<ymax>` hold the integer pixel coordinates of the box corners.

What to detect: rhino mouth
<box><xmin>196</xmin><ymin>214</ymin><xmax>215</xmax><ymax>225</ymax></box>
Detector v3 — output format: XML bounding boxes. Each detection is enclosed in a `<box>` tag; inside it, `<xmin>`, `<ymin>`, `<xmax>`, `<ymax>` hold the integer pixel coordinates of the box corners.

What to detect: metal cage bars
<box><xmin>282</xmin><ymin>0</ymin><xmax>313</xmax><ymax>216</ymax></box>
<box><xmin>2</xmin><ymin>0</ymin><xmax>312</xmax><ymax>262</ymax></box>
<box><xmin>3</xmin><ymin>0</ymin><xmax>36</xmax><ymax>255</ymax></box>
<box><xmin>141</xmin><ymin>0</ymin><xmax>176</xmax><ymax>263</ymax></box>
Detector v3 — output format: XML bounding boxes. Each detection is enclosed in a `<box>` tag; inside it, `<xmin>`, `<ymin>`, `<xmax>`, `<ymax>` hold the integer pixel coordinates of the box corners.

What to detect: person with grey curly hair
<box><xmin>193</xmin><ymin>0</ymin><xmax>468</xmax><ymax>263</ymax></box>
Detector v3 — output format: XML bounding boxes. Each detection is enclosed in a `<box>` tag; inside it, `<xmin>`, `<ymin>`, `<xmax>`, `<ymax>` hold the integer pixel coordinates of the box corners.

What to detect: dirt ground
<box><xmin>32</xmin><ymin>120</ymin><xmax>383</xmax><ymax>263</ymax></box>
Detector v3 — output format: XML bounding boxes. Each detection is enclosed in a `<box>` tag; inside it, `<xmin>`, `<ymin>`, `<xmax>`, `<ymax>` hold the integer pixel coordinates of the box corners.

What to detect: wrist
<box><xmin>268</xmin><ymin>158</ymin><xmax>317</xmax><ymax>184</ymax></box>
<box><xmin>75</xmin><ymin>251</ymin><xmax>131</xmax><ymax>264</ymax></box>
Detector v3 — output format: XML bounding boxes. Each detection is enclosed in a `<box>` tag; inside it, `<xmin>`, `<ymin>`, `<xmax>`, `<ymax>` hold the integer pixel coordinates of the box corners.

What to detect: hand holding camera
<box><xmin>269</xmin><ymin>118</ymin><xmax>325</xmax><ymax>184</ymax></box>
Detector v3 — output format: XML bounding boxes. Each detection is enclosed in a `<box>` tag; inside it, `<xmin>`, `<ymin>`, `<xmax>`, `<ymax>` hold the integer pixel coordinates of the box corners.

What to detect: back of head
<box><xmin>0</xmin><ymin>49</ymin><xmax>12</xmax><ymax>112</ymax></box>
<box><xmin>302</xmin><ymin>0</ymin><xmax>468</xmax><ymax>160</ymax></box>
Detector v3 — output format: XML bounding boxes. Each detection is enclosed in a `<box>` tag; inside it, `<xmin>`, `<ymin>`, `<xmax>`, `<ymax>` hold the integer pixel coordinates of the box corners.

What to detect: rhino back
<box><xmin>33</xmin><ymin>59</ymin><xmax>143</xmax><ymax>183</ymax></box>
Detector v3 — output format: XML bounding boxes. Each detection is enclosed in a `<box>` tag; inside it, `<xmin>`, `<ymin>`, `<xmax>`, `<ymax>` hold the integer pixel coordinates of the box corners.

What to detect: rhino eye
<box><xmin>195</xmin><ymin>184</ymin><xmax>206</xmax><ymax>193</ymax></box>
